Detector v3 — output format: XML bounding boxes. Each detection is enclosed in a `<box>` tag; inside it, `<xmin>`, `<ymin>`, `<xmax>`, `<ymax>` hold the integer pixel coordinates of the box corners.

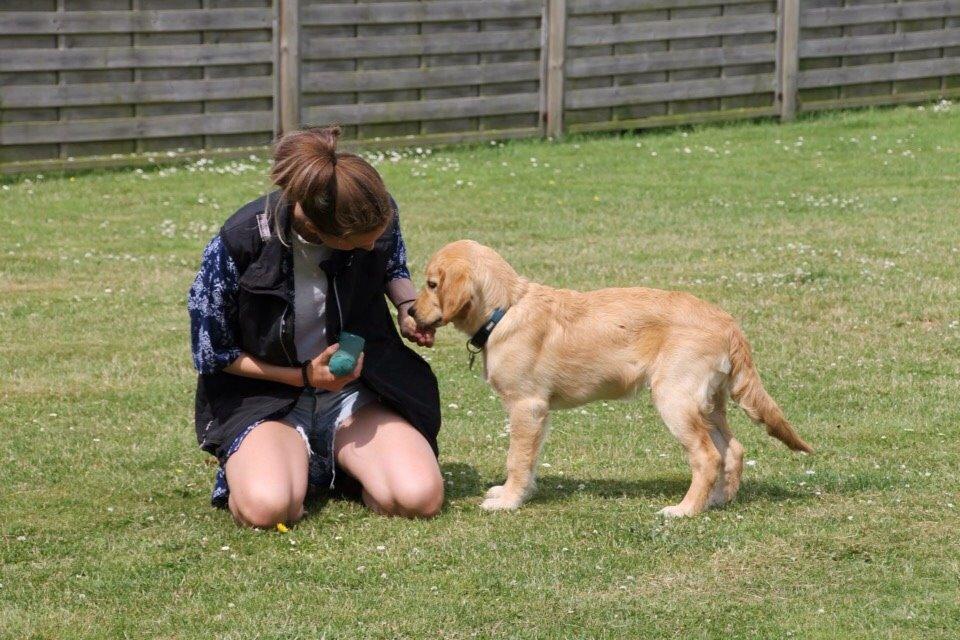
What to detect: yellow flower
<box><xmin>276</xmin><ymin>522</ymin><xmax>289</xmax><ymax>533</ymax></box>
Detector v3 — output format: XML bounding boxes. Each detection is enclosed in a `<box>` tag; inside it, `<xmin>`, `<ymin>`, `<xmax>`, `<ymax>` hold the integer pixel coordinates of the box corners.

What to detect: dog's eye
<box><xmin>427</xmin><ymin>281</ymin><xmax>438</xmax><ymax>289</ymax></box>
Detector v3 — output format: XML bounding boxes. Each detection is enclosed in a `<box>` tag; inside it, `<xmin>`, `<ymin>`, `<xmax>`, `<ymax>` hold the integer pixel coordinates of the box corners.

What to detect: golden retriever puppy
<box><xmin>411</xmin><ymin>240</ymin><xmax>812</xmax><ymax>517</ymax></box>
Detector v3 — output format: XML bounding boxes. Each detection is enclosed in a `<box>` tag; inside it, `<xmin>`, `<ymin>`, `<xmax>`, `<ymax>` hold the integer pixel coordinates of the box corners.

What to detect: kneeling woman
<box><xmin>188</xmin><ymin>126</ymin><xmax>442</xmax><ymax>527</ymax></box>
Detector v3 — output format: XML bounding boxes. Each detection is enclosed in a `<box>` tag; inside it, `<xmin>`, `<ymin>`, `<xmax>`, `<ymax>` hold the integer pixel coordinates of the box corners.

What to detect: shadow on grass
<box><xmin>530</xmin><ymin>475</ymin><xmax>806</xmax><ymax>507</ymax></box>
<box><xmin>303</xmin><ymin>459</ymin><xmax>893</xmax><ymax>514</ymax></box>
<box><xmin>440</xmin><ymin>461</ymin><xmax>484</xmax><ymax>500</ymax></box>
<box><xmin>439</xmin><ymin>463</ymin><xmax>808</xmax><ymax>507</ymax></box>
<box><xmin>299</xmin><ymin>462</ymin><xmax>485</xmax><ymax>514</ymax></box>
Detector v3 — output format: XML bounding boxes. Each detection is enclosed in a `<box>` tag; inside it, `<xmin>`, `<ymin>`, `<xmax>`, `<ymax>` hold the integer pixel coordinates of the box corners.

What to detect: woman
<box><xmin>188</xmin><ymin>126</ymin><xmax>443</xmax><ymax>528</ymax></box>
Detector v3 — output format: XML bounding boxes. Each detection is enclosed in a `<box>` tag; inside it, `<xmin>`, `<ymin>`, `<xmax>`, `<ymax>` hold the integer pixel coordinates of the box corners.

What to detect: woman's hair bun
<box><xmin>270</xmin><ymin>125</ymin><xmax>341</xmax><ymax>198</ymax></box>
<box><xmin>306</xmin><ymin>125</ymin><xmax>341</xmax><ymax>164</ymax></box>
<box><xmin>270</xmin><ymin>123</ymin><xmax>391</xmax><ymax>238</ymax></box>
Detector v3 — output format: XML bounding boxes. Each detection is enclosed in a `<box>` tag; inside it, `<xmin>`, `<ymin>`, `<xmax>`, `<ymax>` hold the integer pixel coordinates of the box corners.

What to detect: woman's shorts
<box><xmin>211</xmin><ymin>381</ymin><xmax>377</xmax><ymax>508</ymax></box>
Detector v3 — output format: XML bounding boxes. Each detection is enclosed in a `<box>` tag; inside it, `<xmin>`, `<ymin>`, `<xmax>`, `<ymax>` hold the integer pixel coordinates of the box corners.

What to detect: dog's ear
<box><xmin>439</xmin><ymin>264</ymin><xmax>472</xmax><ymax>323</ymax></box>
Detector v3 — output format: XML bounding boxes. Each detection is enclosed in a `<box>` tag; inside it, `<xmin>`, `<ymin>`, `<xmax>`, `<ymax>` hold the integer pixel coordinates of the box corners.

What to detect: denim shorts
<box><xmin>211</xmin><ymin>381</ymin><xmax>377</xmax><ymax>508</ymax></box>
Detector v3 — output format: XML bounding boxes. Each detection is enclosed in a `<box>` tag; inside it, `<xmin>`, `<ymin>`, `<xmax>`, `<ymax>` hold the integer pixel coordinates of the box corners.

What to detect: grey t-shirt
<box><xmin>292</xmin><ymin>233</ymin><xmax>333</xmax><ymax>362</ymax></box>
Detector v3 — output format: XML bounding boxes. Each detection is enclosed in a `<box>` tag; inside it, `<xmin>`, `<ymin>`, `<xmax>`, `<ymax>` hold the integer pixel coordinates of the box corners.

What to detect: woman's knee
<box><xmin>385</xmin><ymin>474</ymin><xmax>444</xmax><ymax>519</ymax></box>
<box><xmin>229</xmin><ymin>483</ymin><xmax>302</xmax><ymax>528</ymax></box>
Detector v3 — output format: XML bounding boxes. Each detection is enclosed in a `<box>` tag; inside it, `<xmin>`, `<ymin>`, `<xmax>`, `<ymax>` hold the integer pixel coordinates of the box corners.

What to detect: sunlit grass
<box><xmin>2</xmin><ymin>104</ymin><xmax>959</xmax><ymax>639</ymax></box>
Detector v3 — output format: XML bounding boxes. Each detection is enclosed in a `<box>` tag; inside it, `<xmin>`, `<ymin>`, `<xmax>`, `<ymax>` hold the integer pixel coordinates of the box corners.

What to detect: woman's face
<box><xmin>293</xmin><ymin>203</ymin><xmax>389</xmax><ymax>251</ymax></box>
<box><xmin>315</xmin><ymin>226</ymin><xmax>386</xmax><ymax>251</ymax></box>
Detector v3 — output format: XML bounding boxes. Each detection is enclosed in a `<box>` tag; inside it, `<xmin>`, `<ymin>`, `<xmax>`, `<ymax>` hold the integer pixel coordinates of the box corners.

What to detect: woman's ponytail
<box><xmin>270</xmin><ymin>125</ymin><xmax>391</xmax><ymax>239</ymax></box>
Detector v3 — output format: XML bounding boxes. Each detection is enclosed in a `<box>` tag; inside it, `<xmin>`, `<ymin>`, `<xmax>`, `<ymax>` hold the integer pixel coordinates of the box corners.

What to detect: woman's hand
<box><xmin>305</xmin><ymin>343</ymin><xmax>364</xmax><ymax>392</ymax></box>
<box><xmin>398</xmin><ymin>302</ymin><xmax>435</xmax><ymax>347</ymax></box>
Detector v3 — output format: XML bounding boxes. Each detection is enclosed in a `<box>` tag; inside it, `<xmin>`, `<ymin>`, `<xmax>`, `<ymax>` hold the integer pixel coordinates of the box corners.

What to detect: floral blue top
<box><xmin>188</xmin><ymin>211</ymin><xmax>411</xmax><ymax>375</ymax></box>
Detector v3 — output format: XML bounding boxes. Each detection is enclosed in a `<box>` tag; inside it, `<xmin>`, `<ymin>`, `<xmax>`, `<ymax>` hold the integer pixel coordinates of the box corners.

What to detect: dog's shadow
<box><xmin>532</xmin><ymin>474</ymin><xmax>805</xmax><ymax>506</ymax></box>
<box><xmin>441</xmin><ymin>462</ymin><xmax>805</xmax><ymax>507</ymax></box>
<box><xmin>440</xmin><ymin>462</ymin><xmax>486</xmax><ymax>500</ymax></box>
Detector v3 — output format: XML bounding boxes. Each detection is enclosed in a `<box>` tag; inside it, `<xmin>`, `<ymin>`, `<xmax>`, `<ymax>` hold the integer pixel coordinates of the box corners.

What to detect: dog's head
<box><xmin>411</xmin><ymin>240</ymin><xmax>478</xmax><ymax>333</ymax></box>
<box><xmin>411</xmin><ymin>240</ymin><xmax>519</xmax><ymax>336</ymax></box>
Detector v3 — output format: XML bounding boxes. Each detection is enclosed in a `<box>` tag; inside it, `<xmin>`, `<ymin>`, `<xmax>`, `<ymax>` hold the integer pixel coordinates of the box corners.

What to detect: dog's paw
<box><xmin>657</xmin><ymin>504</ymin><xmax>694</xmax><ymax>519</ymax></box>
<box><xmin>484</xmin><ymin>484</ymin><xmax>505</xmax><ymax>500</ymax></box>
<box><xmin>707</xmin><ymin>481</ymin><xmax>728</xmax><ymax>509</ymax></box>
<box><xmin>480</xmin><ymin>495</ymin><xmax>523</xmax><ymax>512</ymax></box>
<box><xmin>707</xmin><ymin>493</ymin><xmax>728</xmax><ymax>509</ymax></box>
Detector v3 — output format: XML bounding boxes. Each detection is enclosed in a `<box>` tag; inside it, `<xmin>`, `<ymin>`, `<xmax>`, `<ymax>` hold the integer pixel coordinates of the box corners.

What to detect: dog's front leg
<box><xmin>481</xmin><ymin>398</ymin><xmax>549</xmax><ymax>511</ymax></box>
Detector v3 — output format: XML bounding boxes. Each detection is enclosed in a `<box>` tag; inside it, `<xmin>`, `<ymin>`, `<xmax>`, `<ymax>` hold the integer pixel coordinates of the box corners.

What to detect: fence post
<box><xmin>278</xmin><ymin>0</ymin><xmax>300</xmax><ymax>134</ymax></box>
<box><xmin>544</xmin><ymin>0</ymin><xmax>566</xmax><ymax>138</ymax></box>
<box><xmin>777</xmin><ymin>0</ymin><xmax>800</xmax><ymax>121</ymax></box>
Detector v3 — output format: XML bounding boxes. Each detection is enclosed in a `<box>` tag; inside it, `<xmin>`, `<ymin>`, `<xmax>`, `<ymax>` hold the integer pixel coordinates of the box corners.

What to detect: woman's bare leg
<box><xmin>224</xmin><ymin>420</ymin><xmax>309</xmax><ymax>528</ymax></box>
<box><xmin>335</xmin><ymin>403</ymin><xmax>444</xmax><ymax>518</ymax></box>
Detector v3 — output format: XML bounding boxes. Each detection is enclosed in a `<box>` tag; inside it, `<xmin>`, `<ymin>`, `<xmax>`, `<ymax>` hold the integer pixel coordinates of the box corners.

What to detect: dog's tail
<box><xmin>727</xmin><ymin>327</ymin><xmax>813</xmax><ymax>453</ymax></box>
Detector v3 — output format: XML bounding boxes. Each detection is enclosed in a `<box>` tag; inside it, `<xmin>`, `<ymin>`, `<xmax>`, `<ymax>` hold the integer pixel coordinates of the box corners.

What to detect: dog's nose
<box><xmin>407</xmin><ymin>305</ymin><xmax>417</xmax><ymax>320</ymax></box>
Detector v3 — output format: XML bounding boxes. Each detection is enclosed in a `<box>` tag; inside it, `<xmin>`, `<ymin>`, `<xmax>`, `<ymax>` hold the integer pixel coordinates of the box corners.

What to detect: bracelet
<box><xmin>300</xmin><ymin>361</ymin><xmax>312</xmax><ymax>389</ymax></box>
<box><xmin>396</xmin><ymin>298</ymin><xmax>416</xmax><ymax>312</ymax></box>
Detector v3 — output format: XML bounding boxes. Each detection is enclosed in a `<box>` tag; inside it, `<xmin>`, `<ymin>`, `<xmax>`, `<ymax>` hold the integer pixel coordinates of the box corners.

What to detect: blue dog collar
<box><xmin>469</xmin><ymin>307</ymin><xmax>506</xmax><ymax>351</ymax></box>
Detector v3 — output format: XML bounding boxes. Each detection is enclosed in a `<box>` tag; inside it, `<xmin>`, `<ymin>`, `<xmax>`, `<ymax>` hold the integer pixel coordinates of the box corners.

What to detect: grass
<box><xmin>2</xmin><ymin>104</ymin><xmax>959</xmax><ymax>639</ymax></box>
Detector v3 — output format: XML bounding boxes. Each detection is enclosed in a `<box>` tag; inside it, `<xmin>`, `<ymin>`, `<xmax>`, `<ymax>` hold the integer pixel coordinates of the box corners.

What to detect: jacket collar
<box><xmin>237</xmin><ymin>192</ymin><xmax>355</xmax><ymax>303</ymax></box>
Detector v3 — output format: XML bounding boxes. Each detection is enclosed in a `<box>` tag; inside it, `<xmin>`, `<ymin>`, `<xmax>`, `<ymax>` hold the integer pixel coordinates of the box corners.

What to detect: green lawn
<box><xmin>3</xmin><ymin>105</ymin><xmax>959</xmax><ymax>639</ymax></box>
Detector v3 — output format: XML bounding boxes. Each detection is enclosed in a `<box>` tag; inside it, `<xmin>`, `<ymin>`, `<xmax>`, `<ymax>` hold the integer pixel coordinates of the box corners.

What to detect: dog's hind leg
<box><xmin>706</xmin><ymin>393</ymin><xmax>744</xmax><ymax>508</ymax></box>
<box><xmin>482</xmin><ymin>397</ymin><xmax>549</xmax><ymax>511</ymax></box>
<box><xmin>653</xmin><ymin>390</ymin><xmax>722</xmax><ymax>518</ymax></box>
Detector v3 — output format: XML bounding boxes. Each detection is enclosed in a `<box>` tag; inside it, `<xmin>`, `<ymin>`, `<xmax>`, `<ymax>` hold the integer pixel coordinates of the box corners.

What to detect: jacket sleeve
<box><xmin>384</xmin><ymin>200</ymin><xmax>412</xmax><ymax>283</ymax></box>
<box><xmin>188</xmin><ymin>235</ymin><xmax>243</xmax><ymax>374</ymax></box>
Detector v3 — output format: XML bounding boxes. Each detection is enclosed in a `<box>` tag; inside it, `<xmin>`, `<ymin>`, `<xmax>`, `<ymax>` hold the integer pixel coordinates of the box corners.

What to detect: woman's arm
<box><xmin>188</xmin><ymin>236</ymin><xmax>243</xmax><ymax>375</ymax></box>
<box><xmin>224</xmin><ymin>353</ymin><xmax>303</xmax><ymax>387</ymax></box>
<box><xmin>386</xmin><ymin>276</ymin><xmax>418</xmax><ymax>312</ymax></box>
<box><xmin>225</xmin><ymin>346</ymin><xmax>362</xmax><ymax>392</ymax></box>
<box><xmin>383</xmin><ymin>201</ymin><xmax>434</xmax><ymax>347</ymax></box>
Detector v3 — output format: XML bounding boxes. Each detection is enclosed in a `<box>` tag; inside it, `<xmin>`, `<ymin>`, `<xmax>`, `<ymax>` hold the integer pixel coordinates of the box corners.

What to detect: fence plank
<box><xmin>565</xmin><ymin>73</ymin><xmax>775</xmax><ymax>109</ymax></box>
<box><xmin>302</xmin><ymin>0</ymin><xmax>542</xmax><ymax>25</ymax></box>
<box><xmin>0</xmin><ymin>8</ymin><xmax>271</xmax><ymax>34</ymax></box>
<box><xmin>799</xmin><ymin>56</ymin><xmax>960</xmax><ymax>88</ymax></box>
<box><xmin>567</xmin><ymin>14</ymin><xmax>775</xmax><ymax>47</ymax></box>
<box><xmin>272</xmin><ymin>0</ymin><xmax>281</xmax><ymax>138</ymax></box>
<box><xmin>0</xmin><ymin>77</ymin><xmax>273</xmax><ymax>109</ymax></box>
<box><xmin>303</xmin><ymin>61</ymin><xmax>540</xmax><ymax>93</ymax></box>
<box><xmin>538</xmin><ymin>1</ymin><xmax>551</xmax><ymax>136</ymax></box>
<box><xmin>778</xmin><ymin>0</ymin><xmax>800</xmax><ymax>121</ymax></box>
<box><xmin>800</xmin><ymin>28</ymin><xmax>960</xmax><ymax>58</ymax></box>
<box><xmin>302</xmin><ymin>93</ymin><xmax>540</xmax><ymax>126</ymax></box>
<box><xmin>801</xmin><ymin>0</ymin><xmax>960</xmax><ymax>29</ymax></box>
<box><xmin>545</xmin><ymin>0</ymin><xmax>567</xmax><ymax>137</ymax></box>
<box><xmin>0</xmin><ymin>126</ymin><xmax>548</xmax><ymax>175</ymax></box>
<box><xmin>0</xmin><ymin>43</ymin><xmax>274</xmax><ymax>72</ymax></box>
<box><xmin>278</xmin><ymin>0</ymin><xmax>300</xmax><ymax>134</ymax></box>
<box><xmin>569</xmin><ymin>0</ymin><xmax>764</xmax><ymax>13</ymax></box>
<box><xmin>1</xmin><ymin>111</ymin><xmax>274</xmax><ymax>145</ymax></box>
<box><xmin>567</xmin><ymin>43</ymin><xmax>774</xmax><ymax>78</ymax></box>
<box><xmin>800</xmin><ymin>86</ymin><xmax>960</xmax><ymax>112</ymax></box>
<box><xmin>302</xmin><ymin>29</ymin><xmax>543</xmax><ymax>60</ymax></box>
<box><xmin>567</xmin><ymin>105</ymin><xmax>778</xmax><ymax>133</ymax></box>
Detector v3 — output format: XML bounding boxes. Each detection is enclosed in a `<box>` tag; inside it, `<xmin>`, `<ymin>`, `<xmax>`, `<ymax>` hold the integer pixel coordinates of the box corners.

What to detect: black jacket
<box><xmin>194</xmin><ymin>193</ymin><xmax>441</xmax><ymax>462</ymax></box>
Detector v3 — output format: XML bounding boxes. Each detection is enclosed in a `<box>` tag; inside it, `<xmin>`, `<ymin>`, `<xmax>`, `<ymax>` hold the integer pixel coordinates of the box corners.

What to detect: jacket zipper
<box><xmin>327</xmin><ymin>274</ymin><xmax>345</xmax><ymax>490</ymax></box>
<box><xmin>332</xmin><ymin>278</ymin><xmax>344</xmax><ymax>336</ymax></box>
<box><xmin>279</xmin><ymin>305</ymin><xmax>295</xmax><ymax>365</ymax></box>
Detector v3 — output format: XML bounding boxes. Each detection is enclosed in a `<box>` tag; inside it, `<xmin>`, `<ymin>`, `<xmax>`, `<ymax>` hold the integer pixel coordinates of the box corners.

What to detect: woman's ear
<box><xmin>439</xmin><ymin>265</ymin><xmax>472</xmax><ymax>323</ymax></box>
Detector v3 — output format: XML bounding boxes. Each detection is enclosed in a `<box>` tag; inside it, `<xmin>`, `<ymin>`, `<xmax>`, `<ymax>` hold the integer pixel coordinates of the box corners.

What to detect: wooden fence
<box><xmin>2</xmin><ymin>0</ymin><xmax>959</xmax><ymax>172</ymax></box>
<box><xmin>797</xmin><ymin>0</ymin><xmax>960</xmax><ymax>112</ymax></box>
<box><xmin>0</xmin><ymin>0</ymin><xmax>276</xmax><ymax>168</ymax></box>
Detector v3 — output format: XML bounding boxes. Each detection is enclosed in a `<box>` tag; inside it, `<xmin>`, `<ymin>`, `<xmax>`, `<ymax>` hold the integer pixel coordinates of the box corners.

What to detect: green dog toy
<box><xmin>328</xmin><ymin>331</ymin><xmax>365</xmax><ymax>377</ymax></box>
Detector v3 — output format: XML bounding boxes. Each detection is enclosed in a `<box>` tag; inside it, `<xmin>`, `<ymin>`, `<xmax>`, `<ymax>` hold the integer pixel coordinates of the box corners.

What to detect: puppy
<box><xmin>411</xmin><ymin>240</ymin><xmax>812</xmax><ymax>517</ymax></box>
